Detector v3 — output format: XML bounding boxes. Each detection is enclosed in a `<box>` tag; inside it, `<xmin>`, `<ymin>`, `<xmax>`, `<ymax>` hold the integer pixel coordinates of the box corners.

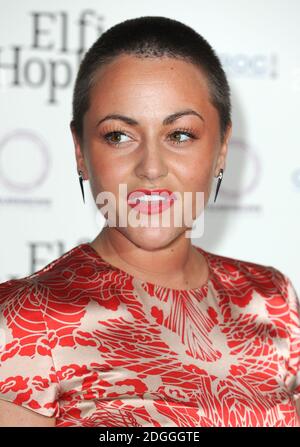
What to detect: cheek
<box><xmin>181</xmin><ymin>152</ymin><xmax>212</xmax><ymax>189</ymax></box>
<box><xmin>88</xmin><ymin>153</ymin><xmax>130</xmax><ymax>195</ymax></box>
<box><xmin>179</xmin><ymin>150</ymin><xmax>215</xmax><ymax>210</ymax></box>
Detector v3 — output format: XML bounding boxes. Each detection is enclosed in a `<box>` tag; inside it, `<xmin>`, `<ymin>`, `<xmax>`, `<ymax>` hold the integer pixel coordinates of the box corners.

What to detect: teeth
<box><xmin>129</xmin><ymin>194</ymin><xmax>168</xmax><ymax>203</ymax></box>
<box><xmin>138</xmin><ymin>194</ymin><xmax>166</xmax><ymax>202</ymax></box>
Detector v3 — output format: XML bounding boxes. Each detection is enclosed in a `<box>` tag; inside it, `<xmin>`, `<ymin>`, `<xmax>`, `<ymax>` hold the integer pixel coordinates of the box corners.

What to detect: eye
<box><xmin>103</xmin><ymin>130</ymin><xmax>131</xmax><ymax>146</ymax></box>
<box><xmin>101</xmin><ymin>126</ymin><xmax>198</xmax><ymax>147</ymax></box>
<box><xmin>167</xmin><ymin>128</ymin><xmax>197</xmax><ymax>145</ymax></box>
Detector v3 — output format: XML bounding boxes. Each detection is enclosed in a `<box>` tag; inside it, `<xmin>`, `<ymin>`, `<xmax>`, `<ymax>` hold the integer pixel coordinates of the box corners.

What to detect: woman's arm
<box><xmin>0</xmin><ymin>399</ymin><xmax>56</xmax><ymax>427</ymax></box>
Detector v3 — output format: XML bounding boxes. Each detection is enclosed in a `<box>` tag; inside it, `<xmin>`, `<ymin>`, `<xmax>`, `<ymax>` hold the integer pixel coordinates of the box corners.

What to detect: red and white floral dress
<box><xmin>0</xmin><ymin>243</ymin><xmax>299</xmax><ymax>427</ymax></box>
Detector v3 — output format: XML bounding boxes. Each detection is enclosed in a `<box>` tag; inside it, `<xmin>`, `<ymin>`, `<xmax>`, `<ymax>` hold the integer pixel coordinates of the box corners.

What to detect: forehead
<box><xmin>89</xmin><ymin>54</ymin><xmax>211</xmax><ymax>103</ymax></box>
<box><xmin>85</xmin><ymin>54</ymin><xmax>219</xmax><ymax>128</ymax></box>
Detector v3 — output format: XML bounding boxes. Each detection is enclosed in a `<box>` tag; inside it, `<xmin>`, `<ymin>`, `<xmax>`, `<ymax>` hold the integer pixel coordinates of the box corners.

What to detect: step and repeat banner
<box><xmin>0</xmin><ymin>0</ymin><xmax>299</xmax><ymax>294</ymax></box>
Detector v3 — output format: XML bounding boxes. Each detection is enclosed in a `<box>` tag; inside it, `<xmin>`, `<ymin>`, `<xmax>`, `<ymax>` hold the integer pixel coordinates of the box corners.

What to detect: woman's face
<box><xmin>72</xmin><ymin>54</ymin><xmax>231</xmax><ymax>250</ymax></box>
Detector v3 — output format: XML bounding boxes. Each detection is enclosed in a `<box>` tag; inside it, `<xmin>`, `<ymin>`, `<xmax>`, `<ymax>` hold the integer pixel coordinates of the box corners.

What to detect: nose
<box><xmin>134</xmin><ymin>139</ymin><xmax>168</xmax><ymax>182</ymax></box>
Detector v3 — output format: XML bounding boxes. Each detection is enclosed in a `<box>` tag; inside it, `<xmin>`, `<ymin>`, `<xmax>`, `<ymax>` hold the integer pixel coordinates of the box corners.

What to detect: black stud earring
<box><xmin>78</xmin><ymin>170</ymin><xmax>85</xmax><ymax>203</ymax></box>
<box><xmin>214</xmin><ymin>169</ymin><xmax>223</xmax><ymax>203</ymax></box>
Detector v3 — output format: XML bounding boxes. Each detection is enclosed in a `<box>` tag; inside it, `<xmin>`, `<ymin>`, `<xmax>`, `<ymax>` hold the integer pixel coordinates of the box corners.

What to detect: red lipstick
<box><xmin>127</xmin><ymin>189</ymin><xmax>177</xmax><ymax>215</ymax></box>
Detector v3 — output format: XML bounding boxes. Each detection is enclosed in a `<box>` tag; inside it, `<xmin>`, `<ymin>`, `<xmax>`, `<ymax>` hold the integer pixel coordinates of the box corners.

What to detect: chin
<box><xmin>122</xmin><ymin>226</ymin><xmax>187</xmax><ymax>251</ymax></box>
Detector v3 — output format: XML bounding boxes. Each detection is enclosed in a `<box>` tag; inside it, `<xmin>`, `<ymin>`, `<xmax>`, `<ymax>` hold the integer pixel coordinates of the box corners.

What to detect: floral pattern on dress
<box><xmin>0</xmin><ymin>242</ymin><xmax>299</xmax><ymax>427</ymax></box>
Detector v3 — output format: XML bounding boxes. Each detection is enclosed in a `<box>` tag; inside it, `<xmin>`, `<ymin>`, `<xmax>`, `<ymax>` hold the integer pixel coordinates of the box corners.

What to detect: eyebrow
<box><xmin>96</xmin><ymin>109</ymin><xmax>204</xmax><ymax>127</ymax></box>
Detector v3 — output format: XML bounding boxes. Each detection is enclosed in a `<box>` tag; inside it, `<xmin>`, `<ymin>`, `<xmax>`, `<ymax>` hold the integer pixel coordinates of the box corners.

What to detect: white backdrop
<box><xmin>0</xmin><ymin>0</ymin><xmax>299</xmax><ymax>295</ymax></box>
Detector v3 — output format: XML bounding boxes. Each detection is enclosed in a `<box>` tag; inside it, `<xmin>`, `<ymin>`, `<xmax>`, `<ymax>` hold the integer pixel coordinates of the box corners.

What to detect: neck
<box><xmin>90</xmin><ymin>226</ymin><xmax>207</xmax><ymax>288</ymax></box>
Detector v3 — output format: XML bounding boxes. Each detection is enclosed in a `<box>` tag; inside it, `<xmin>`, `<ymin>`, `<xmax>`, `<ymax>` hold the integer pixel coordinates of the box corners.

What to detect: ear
<box><xmin>70</xmin><ymin>121</ymin><xmax>88</xmax><ymax>180</ymax></box>
<box><xmin>214</xmin><ymin>123</ymin><xmax>232</xmax><ymax>177</ymax></box>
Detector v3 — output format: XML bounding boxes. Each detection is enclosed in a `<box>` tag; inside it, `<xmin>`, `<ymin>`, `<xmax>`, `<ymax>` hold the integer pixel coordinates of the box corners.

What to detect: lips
<box><xmin>127</xmin><ymin>188</ymin><xmax>177</xmax><ymax>215</ymax></box>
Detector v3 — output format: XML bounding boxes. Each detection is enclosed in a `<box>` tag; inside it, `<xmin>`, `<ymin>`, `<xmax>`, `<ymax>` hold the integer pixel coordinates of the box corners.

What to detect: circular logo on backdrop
<box><xmin>221</xmin><ymin>139</ymin><xmax>261</xmax><ymax>198</ymax></box>
<box><xmin>0</xmin><ymin>129</ymin><xmax>50</xmax><ymax>191</ymax></box>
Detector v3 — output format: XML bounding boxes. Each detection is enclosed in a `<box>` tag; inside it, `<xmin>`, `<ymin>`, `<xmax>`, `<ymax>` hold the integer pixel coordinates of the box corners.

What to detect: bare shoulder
<box><xmin>0</xmin><ymin>399</ymin><xmax>56</xmax><ymax>427</ymax></box>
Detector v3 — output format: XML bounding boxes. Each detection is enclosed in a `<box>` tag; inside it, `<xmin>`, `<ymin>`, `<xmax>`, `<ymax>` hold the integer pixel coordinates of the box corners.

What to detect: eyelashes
<box><xmin>100</xmin><ymin>127</ymin><xmax>199</xmax><ymax>147</ymax></box>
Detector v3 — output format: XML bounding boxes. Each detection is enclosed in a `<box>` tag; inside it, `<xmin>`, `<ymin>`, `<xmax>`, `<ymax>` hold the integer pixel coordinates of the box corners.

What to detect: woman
<box><xmin>0</xmin><ymin>16</ymin><xmax>299</xmax><ymax>427</ymax></box>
